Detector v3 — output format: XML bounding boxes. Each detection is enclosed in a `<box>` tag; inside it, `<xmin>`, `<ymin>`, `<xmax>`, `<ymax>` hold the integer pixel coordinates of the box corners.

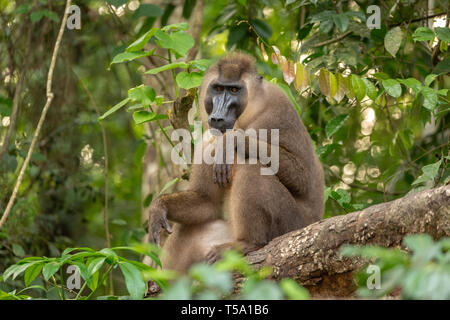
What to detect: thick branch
<box><xmin>246</xmin><ymin>185</ymin><xmax>450</xmax><ymax>297</ymax></box>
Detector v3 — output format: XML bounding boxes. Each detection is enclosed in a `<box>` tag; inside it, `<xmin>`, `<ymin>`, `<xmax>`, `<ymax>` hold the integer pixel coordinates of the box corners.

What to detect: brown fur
<box><xmin>147</xmin><ymin>53</ymin><xmax>324</xmax><ymax>272</ymax></box>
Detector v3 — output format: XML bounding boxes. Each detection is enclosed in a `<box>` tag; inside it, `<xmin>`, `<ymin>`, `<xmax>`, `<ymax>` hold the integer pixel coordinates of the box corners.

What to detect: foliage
<box><xmin>0</xmin><ymin>244</ymin><xmax>164</xmax><ymax>300</ymax></box>
<box><xmin>341</xmin><ymin>234</ymin><xmax>450</xmax><ymax>300</ymax></box>
<box><xmin>1</xmin><ymin>248</ymin><xmax>309</xmax><ymax>300</ymax></box>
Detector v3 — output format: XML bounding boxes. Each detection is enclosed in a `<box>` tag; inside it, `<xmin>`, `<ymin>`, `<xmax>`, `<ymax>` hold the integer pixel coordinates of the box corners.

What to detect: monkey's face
<box><xmin>205</xmin><ymin>80</ymin><xmax>247</xmax><ymax>133</ymax></box>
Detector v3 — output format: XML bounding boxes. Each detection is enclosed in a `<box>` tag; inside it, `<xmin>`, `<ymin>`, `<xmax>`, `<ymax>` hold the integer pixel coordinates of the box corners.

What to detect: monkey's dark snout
<box><xmin>208</xmin><ymin>116</ymin><xmax>225</xmax><ymax>124</ymax></box>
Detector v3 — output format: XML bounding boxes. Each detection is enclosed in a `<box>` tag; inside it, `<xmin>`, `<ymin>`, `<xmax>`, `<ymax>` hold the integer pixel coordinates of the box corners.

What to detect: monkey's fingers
<box><xmin>151</xmin><ymin>224</ymin><xmax>162</xmax><ymax>246</ymax></box>
<box><xmin>226</xmin><ymin>164</ymin><xmax>232</xmax><ymax>184</ymax></box>
<box><xmin>162</xmin><ymin>218</ymin><xmax>173</xmax><ymax>234</ymax></box>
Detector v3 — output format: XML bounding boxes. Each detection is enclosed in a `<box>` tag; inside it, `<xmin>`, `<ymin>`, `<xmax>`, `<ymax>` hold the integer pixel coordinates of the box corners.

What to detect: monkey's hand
<box><xmin>213</xmin><ymin>162</ymin><xmax>232</xmax><ymax>188</ymax></box>
<box><xmin>148</xmin><ymin>204</ymin><xmax>172</xmax><ymax>246</ymax></box>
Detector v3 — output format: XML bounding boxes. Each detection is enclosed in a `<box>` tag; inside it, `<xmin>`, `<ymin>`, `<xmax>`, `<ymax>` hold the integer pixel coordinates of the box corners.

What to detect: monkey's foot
<box><xmin>205</xmin><ymin>242</ymin><xmax>260</xmax><ymax>264</ymax></box>
<box><xmin>146</xmin><ymin>280</ymin><xmax>161</xmax><ymax>297</ymax></box>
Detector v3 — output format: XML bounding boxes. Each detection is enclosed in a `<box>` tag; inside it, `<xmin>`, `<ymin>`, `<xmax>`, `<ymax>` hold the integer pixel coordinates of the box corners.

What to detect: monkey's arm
<box><xmin>148</xmin><ymin>164</ymin><xmax>223</xmax><ymax>245</ymax></box>
<box><xmin>153</xmin><ymin>190</ymin><xmax>222</xmax><ymax>224</ymax></box>
<box><xmin>217</xmin><ymin>130</ymin><xmax>311</xmax><ymax>194</ymax></box>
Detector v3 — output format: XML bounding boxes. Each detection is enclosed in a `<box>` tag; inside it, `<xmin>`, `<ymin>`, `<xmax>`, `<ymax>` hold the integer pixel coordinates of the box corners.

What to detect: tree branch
<box><xmin>0</xmin><ymin>0</ymin><xmax>72</xmax><ymax>229</ymax></box>
<box><xmin>245</xmin><ymin>185</ymin><xmax>450</xmax><ymax>297</ymax></box>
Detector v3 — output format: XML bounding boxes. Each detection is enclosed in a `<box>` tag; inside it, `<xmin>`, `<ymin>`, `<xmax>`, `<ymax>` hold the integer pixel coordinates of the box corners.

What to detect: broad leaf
<box><xmin>119</xmin><ymin>262</ymin><xmax>147</xmax><ymax>300</ymax></box>
<box><xmin>412</xmin><ymin>27</ymin><xmax>435</xmax><ymax>41</ymax></box>
<box><xmin>435</xmin><ymin>27</ymin><xmax>450</xmax><ymax>42</ymax></box>
<box><xmin>176</xmin><ymin>71</ymin><xmax>203</xmax><ymax>89</ymax></box>
<box><xmin>351</xmin><ymin>74</ymin><xmax>366</xmax><ymax>101</ymax></box>
<box><xmin>326</xmin><ymin>114</ymin><xmax>349</xmax><ymax>138</ymax></box>
<box><xmin>155</xmin><ymin>30</ymin><xmax>194</xmax><ymax>57</ymax></box>
<box><xmin>133</xmin><ymin>111</ymin><xmax>168</xmax><ymax>125</ymax></box>
<box><xmin>382</xmin><ymin>79</ymin><xmax>402</xmax><ymax>98</ymax></box>
<box><xmin>384</xmin><ymin>27</ymin><xmax>403</xmax><ymax>57</ymax></box>
<box><xmin>126</xmin><ymin>28</ymin><xmax>158</xmax><ymax>52</ymax></box>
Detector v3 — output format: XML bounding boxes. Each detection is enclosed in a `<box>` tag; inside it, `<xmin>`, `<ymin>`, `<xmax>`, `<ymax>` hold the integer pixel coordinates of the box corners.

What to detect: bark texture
<box><xmin>245</xmin><ymin>185</ymin><xmax>450</xmax><ymax>297</ymax></box>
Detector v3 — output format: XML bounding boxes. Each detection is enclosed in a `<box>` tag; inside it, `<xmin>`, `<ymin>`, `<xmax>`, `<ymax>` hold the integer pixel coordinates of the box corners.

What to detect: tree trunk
<box><xmin>245</xmin><ymin>185</ymin><xmax>450</xmax><ymax>297</ymax></box>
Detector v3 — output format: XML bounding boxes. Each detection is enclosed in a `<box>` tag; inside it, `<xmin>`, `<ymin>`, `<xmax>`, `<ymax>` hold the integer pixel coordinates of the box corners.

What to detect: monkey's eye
<box><xmin>230</xmin><ymin>87</ymin><xmax>240</xmax><ymax>93</ymax></box>
<box><xmin>215</xmin><ymin>86</ymin><xmax>224</xmax><ymax>92</ymax></box>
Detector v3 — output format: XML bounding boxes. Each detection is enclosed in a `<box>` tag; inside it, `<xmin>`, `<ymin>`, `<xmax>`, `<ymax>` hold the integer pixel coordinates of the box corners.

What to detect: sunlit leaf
<box><xmin>384</xmin><ymin>27</ymin><xmax>403</xmax><ymax>57</ymax></box>
<box><xmin>382</xmin><ymin>79</ymin><xmax>402</xmax><ymax>98</ymax></box>
<box><xmin>326</xmin><ymin>114</ymin><xmax>349</xmax><ymax>138</ymax></box>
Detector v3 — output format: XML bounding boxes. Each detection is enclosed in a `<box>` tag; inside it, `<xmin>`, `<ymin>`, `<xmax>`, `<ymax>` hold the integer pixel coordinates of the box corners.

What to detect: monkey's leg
<box><xmin>146</xmin><ymin>220</ymin><xmax>231</xmax><ymax>296</ymax></box>
<box><xmin>161</xmin><ymin>220</ymin><xmax>232</xmax><ymax>274</ymax></box>
<box><xmin>206</xmin><ymin>163</ymin><xmax>302</xmax><ymax>263</ymax></box>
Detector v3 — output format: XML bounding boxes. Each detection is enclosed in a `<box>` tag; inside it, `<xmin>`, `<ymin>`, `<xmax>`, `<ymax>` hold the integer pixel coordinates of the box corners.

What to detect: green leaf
<box><xmin>318</xmin><ymin>68</ymin><xmax>331</xmax><ymax>97</ymax></box>
<box><xmin>330</xmin><ymin>189</ymin><xmax>351</xmax><ymax>208</ymax></box>
<box><xmin>280</xmin><ymin>279</ymin><xmax>310</xmax><ymax>300</ymax></box>
<box><xmin>384</xmin><ymin>27</ymin><xmax>403</xmax><ymax>57</ymax></box>
<box><xmin>189</xmin><ymin>59</ymin><xmax>212</xmax><ymax>71</ymax></box>
<box><xmin>110</xmin><ymin>49</ymin><xmax>155</xmax><ymax>66</ymax></box>
<box><xmin>421</xmin><ymin>87</ymin><xmax>438</xmax><ymax>110</ymax></box>
<box><xmin>412</xmin><ymin>159</ymin><xmax>442</xmax><ymax>185</ymax></box>
<box><xmin>133</xmin><ymin>4</ymin><xmax>163</xmax><ymax>18</ymax></box>
<box><xmin>155</xmin><ymin>30</ymin><xmax>194</xmax><ymax>57</ymax></box>
<box><xmin>119</xmin><ymin>262</ymin><xmax>147</xmax><ymax>300</ymax></box>
<box><xmin>161</xmin><ymin>278</ymin><xmax>192</xmax><ymax>299</ymax></box>
<box><xmin>31</xmin><ymin>10</ymin><xmax>59</xmax><ymax>23</ymax></box>
<box><xmin>250</xmin><ymin>19</ymin><xmax>273</xmax><ymax>40</ymax></box>
<box><xmin>362</xmin><ymin>78</ymin><xmax>377</xmax><ymax>100</ymax></box>
<box><xmin>329</xmin><ymin>72</ymin><xmax>337</xmax><ymax>100</ymax></box>
<box><xmin>42</xmin><ymin>262</ymin><xmax>60</xmax><ymax>281</ymax></box>
<box><xmin>144</xmin><ymin>62</ymin><xmax>189</xmax><ymax>74</ymax></box>
<box><xmin>397</xmin><ymin>78</ymin><xmax>422</xmax><ymax>94</ymax></box>
<box><xmin>189</xmin><ymin>264</ymin><xmax>233</xmax><ymax>294</ymax></box>
<box><xmin>126</xmin><ymin>28</ymin><xmax>157</xmax><ymax>52</ymax></box>
<box><xmin>315</xmin><ymin>143</ymin><xmax>337</xmax><ymax>159</ymax></box>
<box><xmin>351</xmin><ymin>74</ymin><xmax>366</xmax><ymax>101</ymax></box>
<box><xmin>87</xmin><ymin>257</ymin><xmax>106</xmax><ymax>276</ymax></box>
<box><xmin>242</xmin><ymin>280</ymin><xmax>283</xmax><ymax>300</ymax></box>
<box><xmin>326</xmin><ymin>114</ymin><xmax>349</xmax><ymax>138</ymax></box>
<box><xmin>435</xmin><ymin>27</ymin><xmax>450</xmax><ymax>42</ymax></box>
<box><xmin>424</xmin><ymin>74</ymin><xmax>438</xmax><ymax>87</ymax></box>
<box><xmin>333</xmin><ymin>14</ymin><xmax>349</xmax><ymax>33</ymax></box>
<box><xmin>295</xmin><ymin>63</ymin><xmax>310</xmax><ymax>92</ymax></box>
<box><xmin>176</xmin><ymin>71</ymin><xmax>203</xmax><ymax>89</ymax></box>
<box><xmin>12</xmin><ymin>244</ymin><xmax>25</xmax><ymax>257</ymax></box>
<box><xmin>24</xmin><ymin>263</ymin><xmax>43</xmax><ymax>286</ymax></box>
<box><xmin>128</xmin><ymin>85</ymin><xmax>156</xmax><ymax>105</ymax></box>
<box><xmin>372</xmin><ymin>72</ymin><xmax>390</xmax><ymax>80</ymax></box>
<box><xmin>133</xmin><ymin>111</ymin><xmax>168</xmax><ymax>125</ymax></box>
<box><xmin>333</xmin><ymin>73</ymin><xmax>346</xmax><ymax>102</ymax></box>
<box><xmin>382</xmin><ymin>79</ymin><xmax>402</xmax><ymax>98</ymax></box>
<box><xmin>412</xmin><ymin>27</ymin><xmax>435</xmax><ymax>41</ymax></box>
<box><xmin>433</xmin><ymin>57</ymin><xmax>450</xmax><ymax>75</ymax></box>
<box><xmin>98</xmin><ymin>98</ymin><xmax>130</xmax><ymax>121</ymax></box>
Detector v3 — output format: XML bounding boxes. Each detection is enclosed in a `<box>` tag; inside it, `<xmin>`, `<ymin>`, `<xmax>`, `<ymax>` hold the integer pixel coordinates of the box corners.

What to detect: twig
<box><xmin>312</xmin><ymin>30</ymin><xmax>352</xmax><ymax>48</ymax></box>
<box><xmin>0</xmin><ymin>0</ymin><xmax>72</xmax><ymax>229</ymax></box>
